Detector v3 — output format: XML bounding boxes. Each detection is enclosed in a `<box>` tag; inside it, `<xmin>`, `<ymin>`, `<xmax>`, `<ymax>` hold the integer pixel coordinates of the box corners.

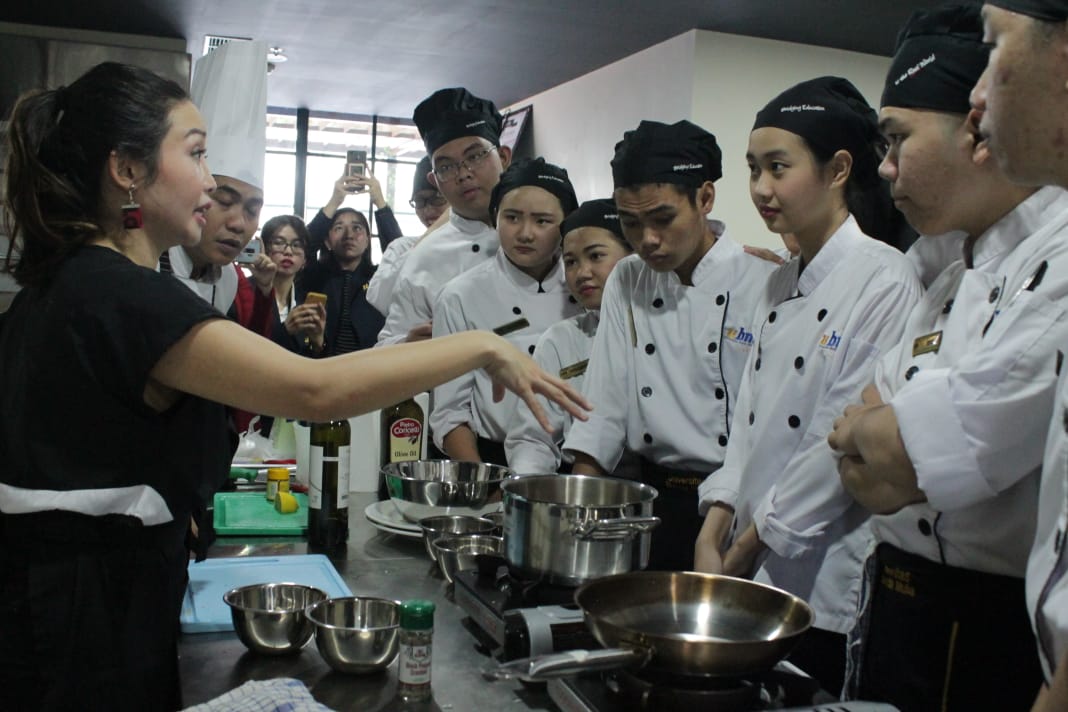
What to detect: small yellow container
<box><xmin>266</xmin><ymin>467</ymin><xmax>290</xmax><ymax>501</ymax></box>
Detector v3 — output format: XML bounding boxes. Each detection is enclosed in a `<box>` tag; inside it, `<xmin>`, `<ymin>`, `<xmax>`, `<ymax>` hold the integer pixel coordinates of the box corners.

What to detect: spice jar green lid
<box><xmin>400</xmin><ymin>600</ymin><xmax>435</xmax><ymax>629</ymax></box>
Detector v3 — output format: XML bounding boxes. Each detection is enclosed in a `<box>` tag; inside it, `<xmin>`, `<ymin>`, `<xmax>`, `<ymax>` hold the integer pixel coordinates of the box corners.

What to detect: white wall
<box><xmin>691</xmin><ymin>32</ymin><xmax>891</xmax><ymax>249</ymax></box>
<box><xmin>509</xmin><ymin>32</ymin><xmax>697</xmax><ymax>202</ymax></box>
<box><xmin>510</xmin><ymin>29</ymin><xmax>892</xmax><ymax>250</ymax></box>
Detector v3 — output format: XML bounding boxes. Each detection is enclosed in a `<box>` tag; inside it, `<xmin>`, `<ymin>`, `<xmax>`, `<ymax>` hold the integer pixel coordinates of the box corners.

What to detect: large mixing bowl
<box><xmin>432</xmin><ymin>534</ymin><xmax>504</xmax><ymax>584</ymax></box>
<box><xmin>382</xmin><ymin>460</ymin><xmax>511</xmax><ymax>522</ymax></box>
<box><xmin>418</xmin><ymin>514</ymin><xmax>497</xmax><ymax>559</ymax></box>
<box><xmin>223</xmin><ymin>583</ymin><xmax>328</xmax><ymax>655</ymax></box>
<box><xmin>305</xmin><ymin>597</ymin><xmax>401</xmax><ymax>674</ymax></box>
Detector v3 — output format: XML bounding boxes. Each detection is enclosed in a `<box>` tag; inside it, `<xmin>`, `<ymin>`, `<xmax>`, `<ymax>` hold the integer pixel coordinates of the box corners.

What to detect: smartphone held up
<box><xmin>346</xmin><ymin>149</ymin><xmax>367</xmax><ymax>191</ymax></box>
<box><xmin>235</xmin><ymin>238</ymin><xmax>262</xmax><ymax>264</ymax></box>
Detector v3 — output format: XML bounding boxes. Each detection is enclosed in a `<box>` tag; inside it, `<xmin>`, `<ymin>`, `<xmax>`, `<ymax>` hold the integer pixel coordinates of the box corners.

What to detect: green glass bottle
<box><xmin>308</xmin><ymin>419</ymin><xmax>351</xmax><ymax>547</ymax></box>
<box><xmin>379</xmin><ymin>397</ymin><xmax>425</xmax><ymax>500</ymax></box>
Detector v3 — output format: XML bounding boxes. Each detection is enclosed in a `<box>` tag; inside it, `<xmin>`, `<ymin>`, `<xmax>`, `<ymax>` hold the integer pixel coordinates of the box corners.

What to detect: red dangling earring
<box><xmin>122</xmin><ymin>184</ymin><xmax>143</xmax><ymax>230</ymax></box>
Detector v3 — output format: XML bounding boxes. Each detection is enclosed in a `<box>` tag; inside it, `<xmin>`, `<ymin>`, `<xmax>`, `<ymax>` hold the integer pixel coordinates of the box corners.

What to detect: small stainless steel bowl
<box><xmin>305</xmin><ymin>597</ymin><xmax>401</xmax><ymax>674</ymax></box>
<box><xmin>432</xmin><ymin>534</ymin><xmax>504</xmax><ymax>584</ymax></box>
<box><xmin>382</xmin><ymin>460</ymin><xmax>511</xmax><ymax>522</ymax></box>
<box><xmin>223</xmin><ymin>582</ymin><xmax>328</xmax><ymax>655</ymax></box>
<box><xmin>481</xmin><ymin>510</ymin><xmax>504</xmax><ymax>535</ymax></box>
<box><xmin>418</xmin><ymin>515</ymin><xmax>496</xmax><ymax>559</ymax></box>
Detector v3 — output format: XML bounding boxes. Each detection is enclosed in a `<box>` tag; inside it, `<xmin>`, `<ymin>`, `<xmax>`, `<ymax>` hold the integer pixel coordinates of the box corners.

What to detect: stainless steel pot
<box><xmin>501</xmin><ymin>474</ymin><xmax>660</xmax><ymax>585</ymax></box>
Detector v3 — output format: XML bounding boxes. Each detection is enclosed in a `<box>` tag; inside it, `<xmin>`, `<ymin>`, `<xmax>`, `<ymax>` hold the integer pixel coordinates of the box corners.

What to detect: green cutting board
<box><xmin>213</xmin><ymin>491</ymin><xmax>308</xmax><ymax>535</ymax></box>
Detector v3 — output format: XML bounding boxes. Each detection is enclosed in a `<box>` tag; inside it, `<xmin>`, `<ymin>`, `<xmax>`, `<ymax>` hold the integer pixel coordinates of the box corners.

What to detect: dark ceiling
<box><xmin>2</xmin><ymin>0</ymin><xmax>942</xmax><ymax>119</ymax></box>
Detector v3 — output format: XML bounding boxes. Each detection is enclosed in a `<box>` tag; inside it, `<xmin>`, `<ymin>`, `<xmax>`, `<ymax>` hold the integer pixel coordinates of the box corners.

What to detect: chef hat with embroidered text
<box><xmin>488</xmin><ymin>157</ymin><xmax>578</xmax><ymax>226</ymax></box>
<box><xmin>560</xmin><ymin>198</ymin><xmax>627</xmax><ymax>246</ymax></box>
<box><xmin>882</xmin><ymin>4</ymin><xmax>989</xmax><ymax>114</ymax></box>
<box><xmin>413</xmin><ymin>88</ymin><xmax>503</xmax><ymax>156</ymax></box>
<box><xmin>611</xmin><ymin>120</ymin><xmax>723</xmax><ymax>190</ymax></box>
<box><xmin>191</xmin><ymin>40</ymin><xmax>267</xmax><ymax>190</ymax></box>
<box><xmin>753</xmin><ymin>77</ymin><xmax>882</xmax><ymax>188</ymax></box>
<box><xmin>985</xmin><ymin>0</ymin><xmax>1068</xmax><ymax>20</ymax></box>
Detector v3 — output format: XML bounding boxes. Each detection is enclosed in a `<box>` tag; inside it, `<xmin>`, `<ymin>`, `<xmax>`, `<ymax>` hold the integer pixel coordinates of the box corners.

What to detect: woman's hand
<box><xmin>405</xmin><ymin>321</ymin><xmax>433</xmax><ymax>343</ymax></box>
<box><xmin>248</xmin><ymin>250</ymin><xmax>277</xmax><ymax>297</ymax></box>
<box><xmin>285</xmin><ymin>302</ymin><xmax>325</xmax><ymax>341</ymax></box>
<box><xmin>481</xmin><ymin>336</ymin><xmax>591</xmax><ymax>434</ymax></box>
<box><xmin>694</xmin><ymin>503</ymin><xmax>734</xmax><ymax>574</ymax></box>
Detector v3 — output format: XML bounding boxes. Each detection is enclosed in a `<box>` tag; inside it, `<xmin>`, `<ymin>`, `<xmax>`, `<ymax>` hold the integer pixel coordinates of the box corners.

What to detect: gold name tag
<box><xmin>493</xmin><ymin>317</ymin><xmax>530</xmax><ymax>336</ymax></box>
<box><xmin>559</xmin><ymin>359</ymin><xmax>589</xmax><ymax>380</ymax></box>
<box><xmin>912</xmin><ymin>331</ymin><xmax>942</xmax><ymax>357</ymax></box>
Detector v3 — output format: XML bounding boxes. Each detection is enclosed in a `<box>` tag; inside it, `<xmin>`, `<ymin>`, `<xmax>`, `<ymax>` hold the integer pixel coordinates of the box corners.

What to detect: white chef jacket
<box><xmin>504</xmin><ymin>311</ymin><xmax>598</xmax><ymax>475</ymax></box>
<box><xmin>698</xmin><ymin>215</ymin><xmax>922</xmax><ymax>633</ymax></box>
<box><xmin>868</xmin><ymin>187</ymin><xmax>1068</xmax><ymax>586</ymax></box>
<box><xmin>906</xmin><ymin>231</ymin><xmax>967</xmax><ymax>288</ymax></box>
<box><xmin>1030</xmin><ymin>371</ymin><xmax>1068</xmax><ymax>681</ymax></box>
<box><xmin>158</xmin><ymin>245</ymin><xmax>237</xmax><ymax>314</ymax></box>
<box><xmin>563</xmin><ymin>222</ymin><xmax>775</xmax><ymax>473</ymax></box>
<box><xmin>366</xmin><ymin>234</ymin><xmax>417</xmax><ymax>318</ymax></box>
<box><xmin>375</xmin><ymin>213</ymin><xmax>497</xmax><ymax>346</ymax></box>
<box><xmin>431</xmin><ymin>249</ymin><xmax>581</xmax><ymax>449</ymax></box>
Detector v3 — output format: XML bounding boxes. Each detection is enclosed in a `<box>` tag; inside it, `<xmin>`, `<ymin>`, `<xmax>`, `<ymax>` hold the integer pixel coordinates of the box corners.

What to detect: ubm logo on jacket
<box><xmin>725</xmin><ymin>326</ymin><xmax>755</xmax><ymax>345</ymax></box>
<box><xmin>819</xmin><ymin>330</ymin><xmax>842</xmax><ymax>351</ymax></box>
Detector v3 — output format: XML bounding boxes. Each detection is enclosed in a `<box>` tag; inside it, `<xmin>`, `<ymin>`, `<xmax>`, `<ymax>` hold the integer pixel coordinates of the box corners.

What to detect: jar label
<box><xmin>398</xmin><ymin>643</ymin><xmax>432</xmax><ymax>684</ymax></box>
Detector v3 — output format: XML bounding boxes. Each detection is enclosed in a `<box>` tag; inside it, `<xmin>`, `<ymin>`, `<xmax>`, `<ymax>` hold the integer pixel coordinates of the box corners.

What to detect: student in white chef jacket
<box><xmin>695</xmin><ymin>77</ymin><xmax>922</xmax><ymax>695</ymax></box>
<box><xmin>505</xmin><ymin>199</ymin><xmax>633</xmax><ymax>475</ymax></box>
<box><xmin>432</xmin><ymin>158</ymin><xmax>582</xmax><ymax>464</ymax></box>
<box><xmin>375</xmin><ymin>89</ymin><xmax>510</xmax><ymax>346</ymax></box>
<box><xmin>833</xmin><ymin>4</ymin><xmax>1068</xmax><ymax>710</ymax></box>
<box><xmin>564</xmin><ymin>120</ymin><xmax>776</xmax><ymax>572</ymax></box>
<box><xmin>974</xmin><ymin>4</ymin><xmax>1068</xmax><ymax>709</ymax></box>
<box><xmin>366</xmin><ymin>155</ymin><xmax>448</xmax><ymax>318</ymax></box>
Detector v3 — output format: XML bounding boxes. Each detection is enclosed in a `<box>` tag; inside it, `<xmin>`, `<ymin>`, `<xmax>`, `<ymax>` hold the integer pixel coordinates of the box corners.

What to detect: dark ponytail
<box><xmin>3</xmin><ymin>62</ymin><xmax>188</xmax><ymax>286</ymax></box>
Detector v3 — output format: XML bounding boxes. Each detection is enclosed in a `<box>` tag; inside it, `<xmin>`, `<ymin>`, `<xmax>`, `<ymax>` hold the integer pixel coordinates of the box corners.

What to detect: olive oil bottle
<box><xmin>308</xmin><ymin>419</ymin><xmax>351</xmax><ymax>546</ymax></box>
<box><xmin>379</xmin><ymin>397</ymin><xmax>425</xmax><ymax>500</ymax></box>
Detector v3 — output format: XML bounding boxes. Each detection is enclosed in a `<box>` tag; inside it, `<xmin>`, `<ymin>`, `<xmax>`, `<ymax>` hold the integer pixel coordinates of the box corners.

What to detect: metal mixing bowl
<box><xmin>418</xmin><ymin>514</ymin><xmax>497</xmax><ymax>559</ymax></box>
<box><xmin>382</xmin><ymin>460</ymin><xmax>511</xmax><ymax>522</ymax></box>
<box><xmin>223</xmin><ymin>582</ymin><xmax>328</xmax><ymax>655</ymax></box>
<box><xmin>305</xmin><ymin>597</ymin><xmax>401</xmax><ymax>674</ymax></box>
<box><xmin>432</xmin><ymin>534</ymin><xmax>504</xmax><ymax>584</ymax></box>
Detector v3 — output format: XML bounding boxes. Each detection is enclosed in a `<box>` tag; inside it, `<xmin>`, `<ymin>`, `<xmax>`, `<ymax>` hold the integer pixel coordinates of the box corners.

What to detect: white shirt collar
<box><xmin>796</xmin><ymin>214</ymin><xmax>865</xmax><ymax>296</ymax></box>
<box><xmin>970</xmin><ymin>186</ymin><xmax>1063</xmax><ymax>269</ymax></box>
<box><xmin>495</xmin><ymin>246</ymin><xmax>566</xmax><ymax>293</ymax></box>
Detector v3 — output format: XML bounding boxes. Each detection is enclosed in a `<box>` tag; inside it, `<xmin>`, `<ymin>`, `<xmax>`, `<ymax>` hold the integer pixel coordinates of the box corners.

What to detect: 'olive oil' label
<box><xmin>388</xmin><ymin>418</ymin><xmax>423</xmax><ymax>462</ymax></box>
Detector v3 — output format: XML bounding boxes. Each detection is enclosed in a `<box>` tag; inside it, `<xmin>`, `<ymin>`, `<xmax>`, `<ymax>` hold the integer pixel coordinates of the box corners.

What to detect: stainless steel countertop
<box><xmin>179</xmin><ymin>492</ymin><xmax>554</xmax><ymax>711</ymax></box>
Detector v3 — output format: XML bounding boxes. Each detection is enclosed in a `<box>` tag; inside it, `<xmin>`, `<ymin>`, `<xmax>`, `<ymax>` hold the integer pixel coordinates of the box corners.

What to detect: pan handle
<box><xmin>482</xmin><ymin>647</ymin><xmax>652</xmax><ymax>682</ymax></box>
<box><xmin>572</xmin><ymin>516</ymin><xmax>661</xmax><ymax>540</ymax></box>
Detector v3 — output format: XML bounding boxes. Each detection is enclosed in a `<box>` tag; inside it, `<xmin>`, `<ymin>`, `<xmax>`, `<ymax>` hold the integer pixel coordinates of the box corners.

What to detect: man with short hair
<box><xmin>564</xmin><ymin>120</ymin><xmax>775</xmax><ymax>572</ymax></box>
<box><xmin>970</xmin><ymin>2</ymin><xmax>1068</xmax><ymax>709</ymax></box>
<box><xmin>375</xmin><ymin>88</ymin><xmax>510</xmax><ymax>345</ymax></box>
<box><xmin>829</xmin><ymin>5</ymin><xmax>1068</xmax><ymax>709</ymax></box>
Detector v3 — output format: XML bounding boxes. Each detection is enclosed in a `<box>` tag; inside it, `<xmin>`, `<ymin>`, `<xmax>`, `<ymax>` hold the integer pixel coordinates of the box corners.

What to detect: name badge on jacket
<box><xmin>559</xmin><ymin>359</ymin><xmax>588</xmax><ymax>380</ymax></box>
<box><xmin>912</xmin><ymin>331</ymin><xmax>942</xmax><ymax>357</ymax></box>
<box><xmin>493</xmin><ymin>317</ymin><xmax>530</xmax><ymax>336</ymax></box>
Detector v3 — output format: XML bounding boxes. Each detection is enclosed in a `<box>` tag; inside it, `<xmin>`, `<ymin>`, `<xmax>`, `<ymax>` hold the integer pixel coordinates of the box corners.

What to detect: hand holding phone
<box><xmin>236</xmin><ymin>239</ymin><xmax>262</xmax><ymax>264</ymax></box>
<box><xmin>346</xmin><ymin>149</ymin><xmax>368</xmax><ymax>190</ymax></box>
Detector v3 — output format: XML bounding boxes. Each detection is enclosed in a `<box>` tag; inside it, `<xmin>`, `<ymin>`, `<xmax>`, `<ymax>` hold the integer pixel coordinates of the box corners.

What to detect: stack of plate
<box><xmin>363</xmin><ymin>500</ymin><xmax>421</xmax><ymax>538</ymax></box>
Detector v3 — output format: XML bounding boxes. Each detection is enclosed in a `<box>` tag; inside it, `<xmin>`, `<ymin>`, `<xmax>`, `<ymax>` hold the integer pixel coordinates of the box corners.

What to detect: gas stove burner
<box><xmin>608</xmin><ymin>669</ymin><xmax>763</xmax><ymax>710</ymax></box>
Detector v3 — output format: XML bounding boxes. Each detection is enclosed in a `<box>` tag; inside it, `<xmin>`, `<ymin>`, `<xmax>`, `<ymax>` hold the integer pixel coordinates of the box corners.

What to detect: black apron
<box><xmin>639</xmin><ymin>458</ymin><xmax>704</xmax><ymax>571</ymax></box>
<box><xmin>0</xmin><ymin>510</ymin><xmax>190</xmax><ymax>711</ymax></box>
<box><xmin>476</xmin><ymin>436</ymin><xmax>509</xmax><ymax>468</ymax></box>
<box><xmin>853</xmin><ymin>542</ymin><xmax>1042</xmax><ymax>711</ymax></box>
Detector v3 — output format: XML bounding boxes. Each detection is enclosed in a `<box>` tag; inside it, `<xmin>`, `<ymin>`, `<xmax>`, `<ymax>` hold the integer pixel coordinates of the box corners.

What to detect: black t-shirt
<box><xmin>0</xmin><ymin>246</ymin><xmax>234</xmax><ymax>528</ymax></box>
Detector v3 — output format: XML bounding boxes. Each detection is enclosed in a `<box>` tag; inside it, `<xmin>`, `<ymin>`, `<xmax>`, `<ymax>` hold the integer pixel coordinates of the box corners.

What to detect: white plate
<box><xmin>364</xmin><ymin>500</ymin><xmax>422</xmax><ymax>538</ymax></box>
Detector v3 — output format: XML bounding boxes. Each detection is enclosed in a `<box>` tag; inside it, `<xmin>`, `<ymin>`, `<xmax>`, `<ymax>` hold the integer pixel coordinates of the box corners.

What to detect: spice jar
<box><xmin>265</xmin><ymin>467</ymin><xmax>290</xmax><ymax>502</ymax></box>
<box><xmin>397</xmin><ymin>599</ymin><xmax>435</xmax><ymax>702</ymax></box>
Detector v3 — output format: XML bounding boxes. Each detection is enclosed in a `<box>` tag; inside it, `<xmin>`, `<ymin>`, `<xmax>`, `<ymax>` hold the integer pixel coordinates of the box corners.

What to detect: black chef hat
<box><xmin>413</xmin><ymin>87</ymin><xmax>503</xmax><ymax>156</ymax></box>
<box><xmin>753</xmin><ymin>76</ymin><xmax>882</xmax><ymax>188</ymax></box>
<box><xmin>488</xmin><ymin>157</ymin><xmax>579</xmax><ymax>225</ymax></box>
<box><xmin>611</xmin><ymin>120</ymin><xmax>723</xmax><ymax>189</ymax></box>
<box><xmin>560</xmin><ymin>198</ymin><xmax>627</xmax><ymax>246</ymax></box>
<box><xmin>882</xmin><ymin>4</ymin><xmax>988</xmax><ymax>114</ymax></box>
<box><xmin>411</xmin><ymin>155</ymin><xmax>435</xmax><ymax>197</ymax></box>
<box><xmin>986</xmin><ymin>0</ymin><xmax>1068</xmax><ymax>21</ymax></box>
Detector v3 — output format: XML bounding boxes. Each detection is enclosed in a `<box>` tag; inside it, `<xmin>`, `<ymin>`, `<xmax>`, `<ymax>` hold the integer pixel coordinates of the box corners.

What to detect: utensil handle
<box><xmin>482</xmin><ymin>648</ymin><xmax>651</xmax><ymax>682</ymax></box>
<box><xmin>572</xmin><ymin>516</ymin><xmax>661</xmax><ymax>540</ymax></box>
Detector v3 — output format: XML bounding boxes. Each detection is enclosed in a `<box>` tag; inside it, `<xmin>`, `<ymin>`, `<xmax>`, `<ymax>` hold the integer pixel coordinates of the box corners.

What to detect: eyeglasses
<box><xmin>267</xmin><ymin>237</ymin><xmax>306</xmax><ymax>254</ymax></box>
<box><xmin>330</xmin><ymin>223</ymin><xmax>367</xmax><ymax>235</ymax></box>
<box><xmin>409</xmin><ymin>194</ymin><xmax>448</xmax><ymax>210</ymax></box>
<box><xmin>432</xmin><ymin>148</ymin><xmax>494</xmax><ymax>183</ymax></box>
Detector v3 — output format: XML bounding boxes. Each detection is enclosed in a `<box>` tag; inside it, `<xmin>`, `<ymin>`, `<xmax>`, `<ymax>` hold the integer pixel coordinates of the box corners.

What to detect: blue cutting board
<box><xmin>181</xmin><ymin>555</ymin><xmax>352</xmax><ymax>633</ymax></box>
